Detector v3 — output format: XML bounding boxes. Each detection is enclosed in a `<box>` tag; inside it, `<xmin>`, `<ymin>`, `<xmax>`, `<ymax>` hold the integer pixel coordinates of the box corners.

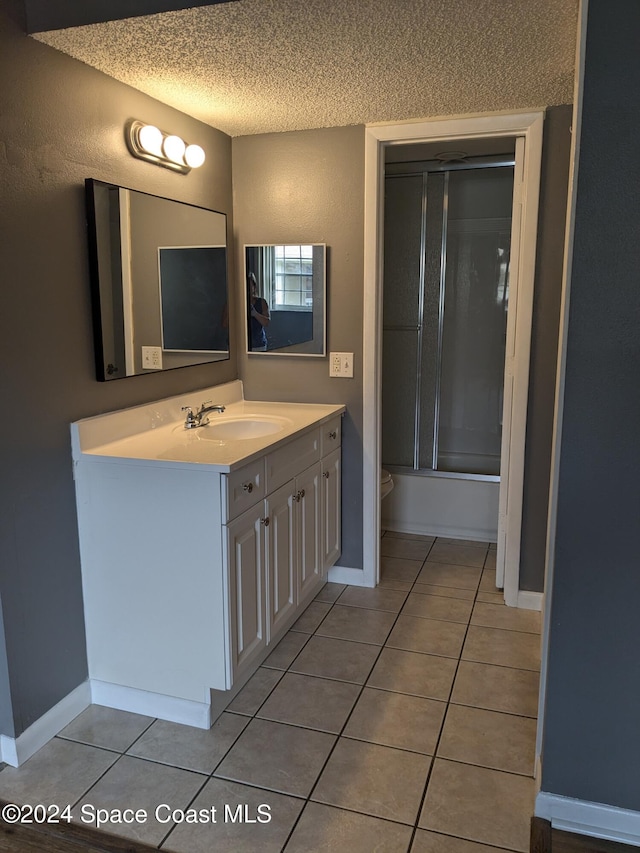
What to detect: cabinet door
<box><xmin>297</xmin><ymin>462</ymin><xmax>322</xmax><ymax>602</ymax></box>
<box><xmin>265</xmin><ymin>482</ymin><xmax>296</xmax><ymax>637</ymax></box>
<box><xmin>226</xmin><ymin>504</ymin><xmax>267</xmax><ymax>679</ymax></box>
<box><xmin>322</xmin><ymin>448</ymin><xmax>341</xmax><ymax>570</ymax></box>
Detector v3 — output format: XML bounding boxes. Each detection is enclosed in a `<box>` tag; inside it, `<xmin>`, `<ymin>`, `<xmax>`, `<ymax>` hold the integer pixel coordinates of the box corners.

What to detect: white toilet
<box><xmin>380</xmin><ymin>467</ymin><xmax>394</xmax><ymax>501</ymax></box>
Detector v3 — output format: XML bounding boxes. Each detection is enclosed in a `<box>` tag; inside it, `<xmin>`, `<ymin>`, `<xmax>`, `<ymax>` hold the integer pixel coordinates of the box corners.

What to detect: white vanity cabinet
<box><xmin>320</xmin><ymin>416</ymin><xmax>342</xmax><ymax>570</ymax></box>
<box><xmin>225</xmin><ymin>503</ymin><xmax>267</xmax><ymax>679</ymax></box>
<box><xmin>225</xmin><ymin>468</ymin><xmax>320</xmax><ymax>683</ymax></box>
<box><xmin>223</xmin><ymin>423</ymin><xmax>339</xmax><ymax>686</ymax></box>
<box><xmin>322</xmin><ymin>448</ymin><xmax>342</xmax><ymax>570</ymax></box>
<box><xmin>71</xmin><ymin>381</ymin><xmax>344</xmax><ymax>728</ymax></box>
<box><xmin>294</xmin><ymin>462</ymin><xmax>322</xmax><ymax>602</ymax></box>
<box><xmin>72</xmin><ymin>386</ymin><xmax>344</xmax><ymax>729</ymax></box>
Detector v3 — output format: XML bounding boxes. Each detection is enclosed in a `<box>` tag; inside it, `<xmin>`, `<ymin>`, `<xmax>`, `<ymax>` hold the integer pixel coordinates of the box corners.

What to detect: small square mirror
<box><xmin>245</xmin><ymin>244</ymin><xmax>326</xmax><ymax>356</ymax></box>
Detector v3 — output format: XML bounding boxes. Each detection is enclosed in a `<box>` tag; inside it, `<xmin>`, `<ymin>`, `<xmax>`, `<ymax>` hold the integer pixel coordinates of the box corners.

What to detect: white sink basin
<box><xmin>201</xmin><ymin>418</ymin><xmax>287</xmax><ymax>440</ymax></box>
<box><xmin>172</xmin><ymin>416</ymin><xmax>291</xmax><ymax>442</ymax></box>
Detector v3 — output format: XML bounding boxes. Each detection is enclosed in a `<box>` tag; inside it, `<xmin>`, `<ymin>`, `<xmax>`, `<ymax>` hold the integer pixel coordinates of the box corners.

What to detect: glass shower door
<box><xmin>437</xmin><ymin>167</ymin><xmax>513</xmax><ymax>475</ymax></box>
<box><xmin>382</xmin><ymin>163</ymin><xmax>514</xmax><ymax>479</ymax></box>
<box><xmin>381</xmin><ymin>172</ymin><xmax>425</xmax><ymax>469</ymax></box>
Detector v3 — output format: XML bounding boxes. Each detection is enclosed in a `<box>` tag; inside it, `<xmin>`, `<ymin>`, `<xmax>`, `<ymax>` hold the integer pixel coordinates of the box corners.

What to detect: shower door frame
<box><xmin>384</xmin><ymin>158</ymin><xmax>516</xmax><ymax>478</ymax></box>
<box><xmin>362</xmin><ymin>111</ymin><xmax>544</xmax><ymax>608</ymax></box>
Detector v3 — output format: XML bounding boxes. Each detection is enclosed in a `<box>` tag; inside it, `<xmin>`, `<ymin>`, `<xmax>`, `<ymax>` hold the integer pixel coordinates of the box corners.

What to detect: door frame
<box><xmin>362</xmin><ymin>111</ymin><xmax>544</xmax><ymax>606</ymax></box>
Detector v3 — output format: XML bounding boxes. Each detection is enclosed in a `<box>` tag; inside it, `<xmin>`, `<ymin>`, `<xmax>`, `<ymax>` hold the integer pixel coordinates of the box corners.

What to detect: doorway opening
<box><xmin>363</xmin><ymin>112</ymin><xmax>544</xmax><ymax>607</ymax></box>
<box><xmin>383</xmin><ymin>152</ymin><xmax>515</xmax><ymax>480</ymax></box>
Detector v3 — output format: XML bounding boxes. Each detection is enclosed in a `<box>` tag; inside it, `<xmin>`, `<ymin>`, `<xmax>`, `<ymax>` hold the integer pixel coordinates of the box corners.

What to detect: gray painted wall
<box><xmin>233</xmin><ymin>118</ymin><xmax>570</xmax><ymax>586</ymax></box>
<box><xmin>233</xmin><ymin>127</ymin><xmax>365</xmax><ymax>570</ymax></box>
<box><xmin>0</xmin><ymin>0</ymin><xmax>235</xmax><ymax>736</ymax></box>
<box><xmin>520</xmin><ymin>105</ymin><xmax>572</xmax><ymax>591</ymax></box>
<box><xmin>0</xmin><ymin>606</ymin><xmax>14</xmax><ymax>736</ymax></box>
<box><xmin>541</xmin><ymin>0</ymin><xmax>640</xmax><ymax>809</ymax></box>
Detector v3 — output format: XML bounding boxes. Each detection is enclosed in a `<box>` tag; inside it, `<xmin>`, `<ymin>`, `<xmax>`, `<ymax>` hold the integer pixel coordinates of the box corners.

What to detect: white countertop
<box><xmin>72</xmin><ymin>384</ymin><xmax>345</xmax><ymax>473</ymax></box>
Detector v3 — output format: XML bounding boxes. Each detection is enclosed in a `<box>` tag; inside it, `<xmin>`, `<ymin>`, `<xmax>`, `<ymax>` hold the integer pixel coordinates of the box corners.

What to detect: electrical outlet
<box><xmin>142</xmin><ymin>346</ymin><xmax>163</xmax><ymax>370</ymax></box>
<box><xmin>329</xmin><ymin>352</ymin><xmax>354</xmax><ymax>378</ymax></box>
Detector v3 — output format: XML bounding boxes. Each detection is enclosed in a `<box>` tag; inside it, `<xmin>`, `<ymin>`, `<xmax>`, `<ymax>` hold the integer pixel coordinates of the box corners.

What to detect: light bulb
<box><xmin>163</xmin><ymin>134</ymin><xmax>186</xmax><ymax>165</ymax></box>
<box><xmin>137</xmin><ymin>124</ymin><xmax>163</xmax><ymax>157</ymax></box>
<box><xmin>184</xmin><ymin>144</ymin><xmax>206</xmax><ymax>168</ymax></box>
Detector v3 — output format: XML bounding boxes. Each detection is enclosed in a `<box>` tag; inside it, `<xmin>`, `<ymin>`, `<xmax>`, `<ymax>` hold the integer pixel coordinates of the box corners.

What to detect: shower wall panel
<box><xmin>382</xmin><ymin>174</ymin><xmax>423</xmax><ymax>467</ymax></box>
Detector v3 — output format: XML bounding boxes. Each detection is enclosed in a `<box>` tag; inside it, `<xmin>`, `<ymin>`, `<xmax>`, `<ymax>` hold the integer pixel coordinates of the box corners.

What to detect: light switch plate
<box><xmin>142</xmin><ymin>346</ymin><xmax>163</xmax><ymax>370</ymax></box>
<box><xmin>329</xmin><ymin>351</ymin><xmax>354</xmax><ymax>378</ymax></box>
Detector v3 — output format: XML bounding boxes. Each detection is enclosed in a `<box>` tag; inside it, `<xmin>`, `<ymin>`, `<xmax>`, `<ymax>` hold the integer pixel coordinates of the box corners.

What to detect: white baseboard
<box><xmin>327</xmin><ymin>565</ymin><xmax>369</xmax><ymax>587</ymax></box>
<box><xmin>536</xmin><ymin>792</ymin><xmax>640</xmax><ymax>847</ymax></box>
<box><xmin>382</xmin><ymin>520</ymin><xmax>497</xmax><ymax>542</ymax></box>
<box><xmin>0</xmin><ymin>681</ymin><xmax>91</xmax><ymax>767</ymax></box>
<box><xmin>90</xmin><ymin>679</ymin><xmax>211</xmax><ymax>729</ymax></box>
<box><xmin>517</xmin><ymin>590</ymin><xmax>543</xmax><ymax>611</ymax></box>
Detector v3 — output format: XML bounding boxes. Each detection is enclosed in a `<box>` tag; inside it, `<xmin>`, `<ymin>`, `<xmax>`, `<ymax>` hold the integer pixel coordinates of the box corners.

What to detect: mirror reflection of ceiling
<box><xmin>34</xmin><ymin>0</ymin><xmax>579</xmax><ymax>138</ymax></box>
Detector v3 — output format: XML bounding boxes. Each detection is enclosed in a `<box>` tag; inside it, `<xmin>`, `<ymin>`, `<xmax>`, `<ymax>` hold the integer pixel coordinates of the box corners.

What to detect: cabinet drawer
<box><xmin>266</xmin><ymin>428</ymin><xmax>320</xmax><ymax>493</ymax></box>
<box><xmin>321</xmin><ymin>416</ymin><xmax>342</xmax><ymax>456</ymax></box>
<box><xmin>223</xmin><ymin>458</ymin><xmax>266</xmax><ymax>522</ymax></box>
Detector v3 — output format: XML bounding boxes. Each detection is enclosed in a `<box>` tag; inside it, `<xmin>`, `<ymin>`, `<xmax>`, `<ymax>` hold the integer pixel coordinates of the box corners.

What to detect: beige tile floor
<box><xmin>0</xmin><ymin>534</ymin><xmax>541</xmax><ymax>852</ymax></box>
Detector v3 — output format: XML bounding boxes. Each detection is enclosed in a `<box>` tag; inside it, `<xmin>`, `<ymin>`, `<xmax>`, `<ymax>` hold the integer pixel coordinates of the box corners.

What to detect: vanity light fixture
<box><xmin>127</xmin><ymin>120</ymin><xmax>206</xmax><ymax>174</ymax></box>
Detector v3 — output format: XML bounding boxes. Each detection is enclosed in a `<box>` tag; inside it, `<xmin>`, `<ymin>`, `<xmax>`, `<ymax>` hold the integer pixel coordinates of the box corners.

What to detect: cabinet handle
<box><xmin>329</xmin><ymin>430</ymin><xmax>337</xmax><ymax>440</ymax></box>
<box><xmin>243</xmin><ymin>482</ymin><xmax>254</xmax><ymax>493</ymax></box>
<box><xmin>261</xmin><ymin>517</ymin><xmax>270</xmax><ymax>526</ymax></box>
<box><xmin>323</xmin><ymin>471</ymin><xmax>330</xmax><ymax>479</ymax></box>
<box><xmin>299</xmin><ymin>489</ymin><xmax>305</xmax><ymax>499</ymax></box>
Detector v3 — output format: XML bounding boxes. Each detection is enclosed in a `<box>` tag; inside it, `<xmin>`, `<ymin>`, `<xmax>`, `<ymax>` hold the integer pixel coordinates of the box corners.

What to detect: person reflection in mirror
<box><xmin>248</xmin><ymin>271</ymin><xmax>270</xmax><ymax>351</ymax></box>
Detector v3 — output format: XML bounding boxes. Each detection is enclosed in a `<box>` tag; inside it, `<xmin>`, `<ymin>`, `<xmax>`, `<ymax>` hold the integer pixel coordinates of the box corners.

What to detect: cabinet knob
<box><xmin>299</xmin><ymin>489</ymin><xmax>305</xmax><ymax>499</ymax></box>
<box><xmin>243</xmin><ymin>482</ymin><xmax>254</xmax><ymax>493</ymax></box>
<box><xmin>328</xmin><ymin>430</ymin><xmax>337</xmax><ymax>440</ymax></box>
<box><xmin>261</xmin><ymin>517</ymin><xmax>270</xmax><ymax>526</ymax></box>
<box><xmin>323</xmin><ymin>471</ymin><xmax>330</xmax><ymax>479</ymax></box>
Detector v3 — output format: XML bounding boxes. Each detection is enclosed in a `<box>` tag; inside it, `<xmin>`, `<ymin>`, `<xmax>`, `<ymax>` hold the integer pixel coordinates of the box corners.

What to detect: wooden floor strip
<box><xmin>0</xmin><ymin>800</ymin><xmax>160</xmax><ymax>853</ymax></box>
<box><xmin>531</xmin><ymin>816</ymin><xmax>553</xmax><ymax>852</ymax></box>
<box><xmin>3</xmin><ymin>805</ymin><xmax>638</xmax><ymax>852</ymax></box>
<box><xmin>531</xmin><ymin>817</ymin><xmax>637</xmax><ymax>853</ymax></box>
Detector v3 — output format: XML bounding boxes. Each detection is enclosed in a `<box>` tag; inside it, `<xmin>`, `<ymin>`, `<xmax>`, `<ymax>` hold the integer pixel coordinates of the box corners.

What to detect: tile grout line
<box><xmin>405</xmin><ymin>536</ymin><xmax>540</xmax><ymax>850</ymax></box>
<box><xmin>404</xmin><ymin>537</ymin><xmax>485</xmax><ymax>850</ymax></box>
<box><xmin>278</xmin><ymin>559</ymin><xmax>440</xmax><ymax>850</ymax></box>
<box><xmin>279</xmin><ymin>589</ymin><xmax>399</xmax><ymax>849</ymax></box>
<box><xmin>286</xmin><ymin>537</ymin><xmax>439</xmax><ymax>844</ymax></box>
<box><xmin>47</xmin><ymin>713</ymin><xmax>160</xmax><ymax>820</ymax></box>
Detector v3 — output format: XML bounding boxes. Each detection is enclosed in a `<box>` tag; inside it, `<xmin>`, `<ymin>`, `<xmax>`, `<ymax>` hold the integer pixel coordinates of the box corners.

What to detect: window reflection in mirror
<box><xmin>86</xmin><ymin>179</ymin><xmax>229</xmax><ymax>381</ymax></box>
<box><xmin>245</xmin><ymin>244</ymin><xmax>326</xmax><ymax>356</ymax></box>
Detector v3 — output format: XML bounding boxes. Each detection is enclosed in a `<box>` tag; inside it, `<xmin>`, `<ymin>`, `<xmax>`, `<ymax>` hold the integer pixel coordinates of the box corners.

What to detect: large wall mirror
<box><xmin>86</xmin><ymin>179</ymin><xmax>229</xmax><ymax>381</ymax></box>
<box><xmin>245</xmin><ymin>244</ymin><xmax>326</xmax><ymax>356</ymax></box>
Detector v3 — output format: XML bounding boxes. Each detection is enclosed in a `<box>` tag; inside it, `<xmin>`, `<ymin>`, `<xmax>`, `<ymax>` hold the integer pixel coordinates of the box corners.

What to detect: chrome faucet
<box><xmin>181</xmin><ymin>401</ymin><xmax>226</xmax><ymax>429</ymax></box>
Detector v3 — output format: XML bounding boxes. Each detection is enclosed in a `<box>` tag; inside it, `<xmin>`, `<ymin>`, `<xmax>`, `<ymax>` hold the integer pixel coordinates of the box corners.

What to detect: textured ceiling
<box><xmin>35</xmin><ymin>0</ymin><xmax>579</xmax><ymax>137</ymax></box>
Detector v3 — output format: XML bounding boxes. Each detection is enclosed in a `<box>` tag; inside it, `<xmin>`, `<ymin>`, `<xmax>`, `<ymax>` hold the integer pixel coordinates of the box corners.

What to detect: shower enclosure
<box><xmin>382</xmin><ymin>159</ymin><xmax>515</xmax><ymax>481</ymax></box>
